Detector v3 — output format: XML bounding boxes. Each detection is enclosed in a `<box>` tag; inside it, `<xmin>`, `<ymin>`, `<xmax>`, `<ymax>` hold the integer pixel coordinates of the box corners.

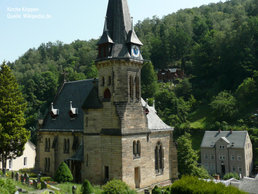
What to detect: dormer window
<box><xmin>69</xmin><ymin>101</ymin><xmax>78</xmax><ymax>118</ymax></box>
<box><xmin>50</xmin><ymin>102</ymin><xmax>59</xmax><ymax>119</ymax></box>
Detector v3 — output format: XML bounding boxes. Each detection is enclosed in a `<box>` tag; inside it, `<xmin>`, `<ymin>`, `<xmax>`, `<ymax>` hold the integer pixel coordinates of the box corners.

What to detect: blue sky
<box><xmin>0</xmin><ymin>0</ymin><xmax>226</xmax><ymax>64</ymax></box>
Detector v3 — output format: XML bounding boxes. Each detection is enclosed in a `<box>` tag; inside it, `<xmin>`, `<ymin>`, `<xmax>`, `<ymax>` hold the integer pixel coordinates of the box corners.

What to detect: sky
<box><xmin>0</xmin><ymin>0</ymin><xmax>226</xmax><ymax>64</ymax></box>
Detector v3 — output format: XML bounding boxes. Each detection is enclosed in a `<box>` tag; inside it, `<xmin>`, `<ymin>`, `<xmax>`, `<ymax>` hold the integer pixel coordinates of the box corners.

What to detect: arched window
<box><xmin>135</xmin><ymin>76</ymin><xmax>140</xmax><ymax>100</ymax></box>
<box><xmin>108</xmin><ymin>76</ymin><xmax>112</xmax><ymax>86</ymax></box>
<box><xmin>129</xmin><ymin>76</ymin><xmax>134</xmax><ymax>100</ymax></box>
<box><xmin>133</xmin><ymin>140</ymin><xmax>141</xmax><ymax>158</ymax></box>
<box><xmin>155</xmin><ymin>141</ymin><xmax>164</xmax><ymax>174</ymax></box>
<box><xmin>102</xmin><ymin>77</ymin><xmax>105</xmax><ymax>86</ymax></box>
<box><xmin>64</xmin><ymin>138</ymin><xmax>70</xmax><ymax>154</ymax></box>
<box><xmin>133</xmin><ymin>141</ymin><xmax>137</xmax><ymax>157</ymax></box>
<box><xmin>104</xmin><ymin>88</ymin><xmax>111</xmax><ymax>99</ymax></box>
<box><xmin>137</xmin><ymin>141</ymin><xmax>141</xmax><ymax>157</ymax></box>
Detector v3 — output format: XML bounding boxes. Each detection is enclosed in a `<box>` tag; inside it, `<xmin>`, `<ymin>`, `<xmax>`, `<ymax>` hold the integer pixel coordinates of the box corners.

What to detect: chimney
<box><xmin>230</xmin><ymin>129</ymin><xmax>233</xmax><ymax>134</ymax></box>
<box><xmin>218</xmin><ymin>129</ymin><xmax>221</xmax><ymax>133</ymax></box>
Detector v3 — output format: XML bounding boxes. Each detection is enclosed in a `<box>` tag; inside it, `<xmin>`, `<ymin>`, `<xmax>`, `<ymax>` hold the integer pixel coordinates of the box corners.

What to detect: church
<box><xmin>36</xmin><ymin>0</ymin><xmax>178</xmax><ymax>188</ymax></box>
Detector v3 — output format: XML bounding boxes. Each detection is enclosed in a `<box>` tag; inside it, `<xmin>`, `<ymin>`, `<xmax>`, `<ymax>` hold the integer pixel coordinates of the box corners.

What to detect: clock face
<box><xmin>131</xmin><ymin>45</ymin><xmax>140</xmax><ymax>58</ymax></box>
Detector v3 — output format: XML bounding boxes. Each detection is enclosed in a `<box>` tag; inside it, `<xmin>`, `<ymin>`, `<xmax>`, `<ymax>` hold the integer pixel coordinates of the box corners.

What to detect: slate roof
<box><xmin>41</xmin><ymin>79</ymin><xmax>96</xmax><ymax>132</ymax></box>
<box><xmin>201</xmin><ymin>131</ymin><xmax>248</xmax><ymax>148</ymax></box>
<box><xmin>41</xmin><ymin>79</ymin><xmax>172</xmax><ymax>133</ymax></box>
<box><xmin>141</xmin><ymin>99</ymin><xmax>173</xmax><ymax>132</ymax></box>
<box><xmin>97</xmin><ymin>0</ymin><xmax>143</xmax><ymax>60</ymax></box>
<box><xmin>68</xmin><ymin>143</ymin><xmax>84</xmax><ymax>161</ymax></box>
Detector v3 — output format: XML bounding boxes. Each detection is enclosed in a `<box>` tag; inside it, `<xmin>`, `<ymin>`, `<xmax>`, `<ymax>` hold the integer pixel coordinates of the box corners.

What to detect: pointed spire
<box><xmin>97</xmin><ymin>0</ymin><xmax>143</xmax><ymax>60</ymax></box>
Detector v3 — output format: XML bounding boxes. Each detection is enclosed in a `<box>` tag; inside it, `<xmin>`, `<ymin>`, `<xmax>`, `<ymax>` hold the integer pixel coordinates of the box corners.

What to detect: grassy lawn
<box><xmin>188</xmin><ymin>104</ymin><xmax>214</xmax><ymax>129</ymax></box>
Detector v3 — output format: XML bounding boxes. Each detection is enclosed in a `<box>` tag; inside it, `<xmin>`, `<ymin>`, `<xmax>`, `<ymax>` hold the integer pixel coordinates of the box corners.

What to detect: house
<box><xmin>0</xmin><ymin>141</ymin><xmax>36</xmax><ymax>171</ymax></box>
<box><xmin>35</xmin><ymin>0</ymin><xmax>178</xmax><ymax>189</ymax></box>
<box><xmin>201</xmin><ymin>130</ymin><xmax>253</xmax><ymax>177</ymax></box>
<box><xmin>157</xmin><ymin>68</ymin><xmax>184</xmax><ymax>83</ymax></box>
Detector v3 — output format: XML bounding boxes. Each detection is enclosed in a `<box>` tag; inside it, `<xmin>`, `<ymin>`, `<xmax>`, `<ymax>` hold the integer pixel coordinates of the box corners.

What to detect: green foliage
<box><xmin>177</xmin><ymin>133</ymin><xmax>210</xmax><ymax>178</ymax></box>
<box><xmin>0</xmin><ymin>178</ymin><xmax>16</xmax><ymax>194</ymax></box>
<box><xmin>174</xmin><ymin>79</ymin><xmax>192</xmax><ymax>100</ymax></box>
<box><xmin>40</xmin><ymin>176</ymin><xmax>54</xmax><ymax>182</ymax></box>
<box><xmin>82</xmin><ymin>179</ymin><xmax>94</xmax><ymax>194</ymax></box>
<box><xmin>223</xmin><ymin>172</ymin><xmax>240</xmax><ymax>180</ymax></box>
<box><xmin>54</xmin><ymin>162</ymin><xmax>73</xmax><ymax>183</ymax></box>
<box><xmin>102</xmin><ymin>179</ymin><xmax>136</xmax><ymax>194</ymax></box>
<box><xmin>236</xmin><ymin>77</ymin><xmax>258</xmax><ymax>106</ymax></box>
<box><xmin>141</xmin><ymin>61</ymin><xmax>158</xmax><ymax>99</ymax></box>
<box><xmin>152</xmin><ymin>185</ymin><xmax>162</xmax><ymax>194</ymax></box>
<box><xmin>0</xmin><ymin>63</ymin><xmax>30</xmax><ymax>171</ymax></box>
<box><xmin>170</xmin><ymin>176</ymin><xmax>246</xmax><ymax>194</ymax></box>
<box><xmin>155</xmin><ymin>89</ymin><xmax>191</xmax><ymax>126</ymax></box>
<box><xmin>210</xmin><ymin>91</ymin><xmax>238</xmax><ymax>122</ymax></box>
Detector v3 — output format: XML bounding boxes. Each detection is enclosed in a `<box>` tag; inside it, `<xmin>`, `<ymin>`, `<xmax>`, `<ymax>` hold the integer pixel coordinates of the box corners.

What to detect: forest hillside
<box><xmin>5</xmin><ymin>0</ymin><xmax>258</xmax><ymax>167</ymax></box>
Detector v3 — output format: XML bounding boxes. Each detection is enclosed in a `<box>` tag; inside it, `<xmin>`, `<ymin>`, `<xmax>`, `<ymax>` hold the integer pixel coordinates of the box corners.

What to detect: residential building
<box><xmin>36</xmin><ymin>0</ymin><xmax>178</xmax><ymax>188</ymax></box>
<box><xmin>157</xmin><ymin>68</ymin><xmax>184</xmax><ymax>82</ymax></box>
<box><xmin>0</xmin><ymin>141</ymin><xmax>36</xmax><ymax>171</ymax></box>
<box><xmin>201</xmin><ymin>130</ymin><xmax>253</xmax><ymax>177</ymax></box>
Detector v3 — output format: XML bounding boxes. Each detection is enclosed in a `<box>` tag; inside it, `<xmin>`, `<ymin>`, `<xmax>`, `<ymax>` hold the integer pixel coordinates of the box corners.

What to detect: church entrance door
<box><xmin>134</xmin><ymin>167</ymin><xmax>140</xmax><ymax>188</ymax></box>
<box><xmin>71</xmin><ymin>161</ymin><xmax>82</xmax><ymax>183</ymax></box>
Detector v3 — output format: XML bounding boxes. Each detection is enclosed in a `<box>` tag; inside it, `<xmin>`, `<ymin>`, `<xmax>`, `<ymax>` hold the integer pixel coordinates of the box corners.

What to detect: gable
<box><xmin>201</xmin><ymin>131</ymin><xmax>248</xmax><ymax>148</ymax></box>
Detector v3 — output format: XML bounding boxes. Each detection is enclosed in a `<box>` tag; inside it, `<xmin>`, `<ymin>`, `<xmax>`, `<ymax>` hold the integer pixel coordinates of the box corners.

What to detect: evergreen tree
<box><xmin>54</xmin><ymin>162</ymin><xmax>73</xmax><ymax>183</ymax></box>
<box><xmin>141</xmin><ymin>61</ymin><xmax>158</xmax><ymax>99</ymax></box>
<box><xmin>82</xmin><ymin>179</ymin><xmax>94</xmax><ymax>194</ymax></box>
<box><xmin>177</xmin><ymin>133</ymin><xmax>209</xmax><ymax>178</ymax></box>
<box><xmin>0</xmin><ymin>63</ymin><xmax>30</xmax><ymax>172</ymax></box>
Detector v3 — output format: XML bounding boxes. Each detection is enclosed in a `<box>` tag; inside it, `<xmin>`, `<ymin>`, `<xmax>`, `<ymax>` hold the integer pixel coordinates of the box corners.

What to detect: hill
<box><xmin>4</xmin><ymin>0</ymin><xmax>258</xmax><ymax>167</ymax></box>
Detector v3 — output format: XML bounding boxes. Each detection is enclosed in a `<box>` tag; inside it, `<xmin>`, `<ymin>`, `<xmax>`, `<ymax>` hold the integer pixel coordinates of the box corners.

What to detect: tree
<box><xmin>177</xmin><ymin>133</ymin><xmax>209</xmax><ymax>178</ymax></box>
<box><xmin>81</xmin><ymin>179</ymin><xmax>94</xmax><ymax>194</ymax></box>
<box><xmin>54</xmin><ymin>162</ymin><xmax>73</xmax><ymax>183</ymax></box>
<box><xmin>210</xmin><ymin>91</ymin><xmax>238</xmax><ymax>122</ymax></box>
<box><xmin>0</xmin><ymin>63</ymin><xmax>30</xmax><ymax>173</ymax></box>
<box><xmin>236</xmin><ymin>77</ymin><xmax>258</xmax><ymax>106</ymax></box>
<box><xmin>141</xmin><ymin>61</ymin><xmax>158</xmax><ymax>99</ymax></box>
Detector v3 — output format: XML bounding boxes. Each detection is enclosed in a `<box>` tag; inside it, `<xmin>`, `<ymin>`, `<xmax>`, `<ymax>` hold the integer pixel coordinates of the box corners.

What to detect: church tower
<box><xmin>36</xmin><ymin>0</ymin><xmax>177</xmax><ymax>187</ymax></box>
<box><xmin>83</xmin><ymin>0</ymin><xmax>178</xmax><ymax>188</ymax></box>
<box><xmin>96</xmin><ymin>0</ymin><xmax>147</xmax><ymax>134</ymax></box>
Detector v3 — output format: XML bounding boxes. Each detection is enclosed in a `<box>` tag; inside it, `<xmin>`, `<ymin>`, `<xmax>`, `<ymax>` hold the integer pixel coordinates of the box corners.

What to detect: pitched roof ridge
<box><xmin>64</xmin><ymin>78</ymin><xmax>96</xmax><ymax>84</ymax></box>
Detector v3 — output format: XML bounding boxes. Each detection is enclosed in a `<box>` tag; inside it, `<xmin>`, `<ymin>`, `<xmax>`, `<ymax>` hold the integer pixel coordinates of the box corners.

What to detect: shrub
<box><xmin>0</xmin><ymin>178</ymin><xmax>16</xmax><ymax>194</ymax></box>
<box><xmin>54</xmin><ymin>162</ymin><xmax>73</xmax><ymax>183</ymax></box>
<box><xmin>170</xmin><ymin>176</ymin><xmax>246</xmax><ymax>194</ymax></box>
<box><xmin>223</xmin><ymin>172</ymin><xmax>240</xmax><ymax>180</ymax></box>
<box><xmin>81</xmin><ymin>179</ymin><xmax>94</xmax><ymax>194</ymax></box>
<box><xmin>152</xmin><ymin>185</ymin><xmax>162</xmax><ymax>194</ymax></box>
<box><xmin>102</xmin><ymin>179</ymin><xmax>135</xmax><ymax>194</ymax></box>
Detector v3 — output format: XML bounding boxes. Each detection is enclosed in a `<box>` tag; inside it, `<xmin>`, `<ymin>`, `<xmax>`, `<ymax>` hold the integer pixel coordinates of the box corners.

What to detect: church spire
<box><xmin>97</xmin><ymin>0</ymin><xmax>143</xmax><ymax>60</ymax></box>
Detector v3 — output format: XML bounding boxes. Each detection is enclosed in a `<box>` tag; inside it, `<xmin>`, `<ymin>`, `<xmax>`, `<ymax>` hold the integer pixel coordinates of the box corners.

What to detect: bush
<box><xmin>223</xmin><ymin>173</ymin><xmax>240</xmax><ymax>180</ymax></box>
<box><xmin>102</xmin><ymin>179</ymin><xmax>135</xmax><ymax>194</ymax></box>
<box><xmin>152</xmin><ymin>185</ymin><xmax>162</xmax><ymax>194</ymax></box>
<box><xmin>170</xmin><ymin>176</ymin><xmax>246</xmax><ymax>194</ymax></box>
<box><xmin>82</xmin><ymin>179</ymin><xmax>94</xmax><ymax>194</ymax></box>
<box><xmin>54</xmin><ymin>162</ymin><xmax>73</xmax><ymax>183</ymax></box>
<box><xmin>0</xmin><ymin>178</ymin><xmax>16</xmax><ymax>194</ymax></box>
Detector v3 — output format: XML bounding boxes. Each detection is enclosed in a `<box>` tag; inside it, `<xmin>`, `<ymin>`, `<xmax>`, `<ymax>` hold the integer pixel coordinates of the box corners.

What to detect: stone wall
<box><xmin>121</xmin><ymin>131</ymin><xmax>177</xmax><ymax>188</ymax></box>
<box><xmin>37</xmin><ymin>132</ymin><xmax>83</xmax><ymax>176</ymax></box>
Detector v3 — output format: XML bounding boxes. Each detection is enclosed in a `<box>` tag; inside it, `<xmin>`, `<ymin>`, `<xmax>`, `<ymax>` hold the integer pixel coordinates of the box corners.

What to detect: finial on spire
<box><xmin>131</xmin><ymin>17</ymin><xmax>134</xmax><ymax>31</ymax></box>
<box><xmin>104</xmin><ymin>16</ymin><xmax>108</xmax><ymax>32</ymax></box>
